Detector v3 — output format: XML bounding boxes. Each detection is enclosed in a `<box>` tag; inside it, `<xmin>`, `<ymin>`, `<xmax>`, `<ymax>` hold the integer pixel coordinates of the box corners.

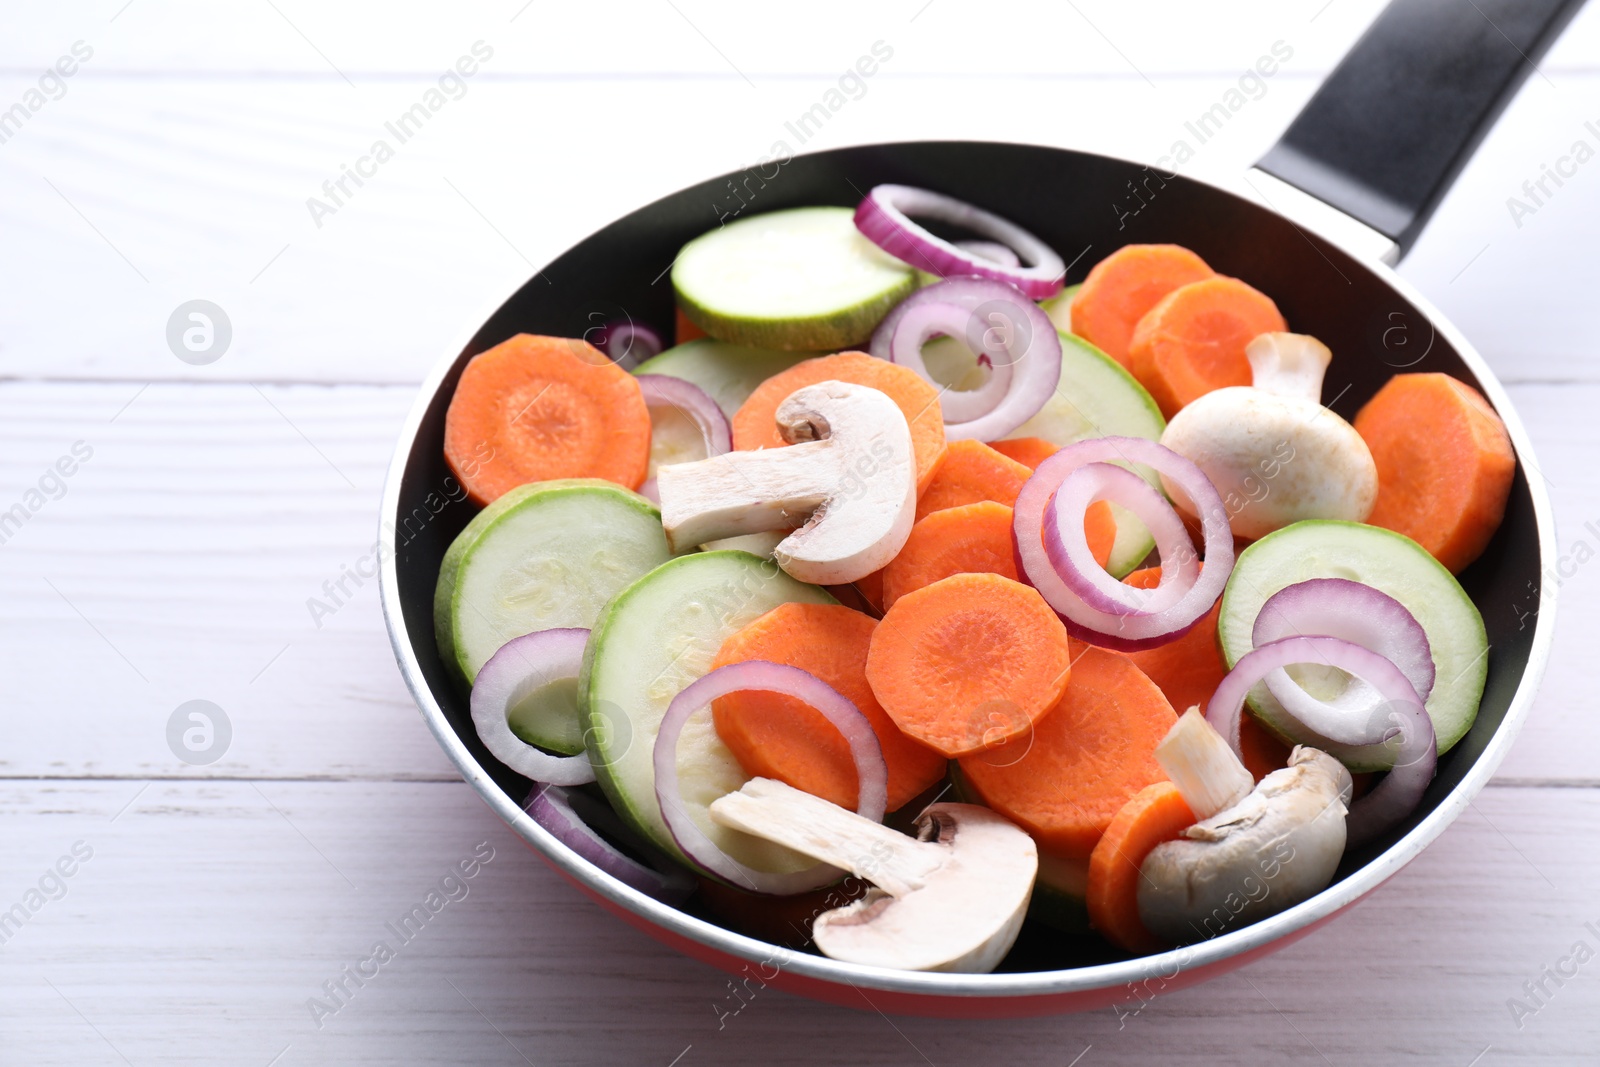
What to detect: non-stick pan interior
<box><xmin>388</xmin><ymin>141</ymin><xmax>1539</xmax><ymax>972</ymax></box>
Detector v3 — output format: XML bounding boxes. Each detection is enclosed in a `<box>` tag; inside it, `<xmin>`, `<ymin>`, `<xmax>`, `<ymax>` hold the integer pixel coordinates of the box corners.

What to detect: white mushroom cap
<box><xmin>656</xmin><ymin>381</ymin><xmax>916</xmax><ymax>585</ymax></box>
<box><xmin>1137</xmin><ymin>746</ymin><xmax>1352</xmax><ymax>945</ymax></box>
<box><xmin>709</xmin><ymin>778</ymin><xmax>1038</xmax><ymax>973</ymax></box>
<box><xmin>1158</xmin><ymin>333</ymin><xmax>1378</xmax><ymax>541</ymax></box>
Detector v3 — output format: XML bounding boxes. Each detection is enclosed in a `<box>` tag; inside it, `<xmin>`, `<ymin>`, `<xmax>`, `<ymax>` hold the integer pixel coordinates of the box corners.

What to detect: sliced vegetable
<box><xmin>443</xmin><ymin>334</ymin><xmax>651</xmax><ymax>504</ymax></box>
<box><xmin>882</xmin><ymin>501</ymin><xmax>1021</xmax><ymax>610</ymax></box>
<box><xmin>674</xmin><ymin>307</ymin><xmax>707</xmax><ymax>344</ymax></box>
<box><xmin>731</xmin><ymin>351</ymin><xmax>947</xmax><ymax>492</ymax></box>
<box><xmin>1014</xmin><ymin>436</ymin><xmax>1233</xmax><ymax>651</ymax></box>
<box><xmin>711</xmin><ymin>602</ymin><xmax>945</xmax><ymax>812</ymax></box>
<box><xmin>1207</xmin><ymin>635</ymin><xmax>1434</xmax><ymax>845</ymax></box>
<box><xmin>1354</xmin><ymin>372</ymin><xmax>1516</xmax><ymax>574</ymax></box>
<box><xmin>580</xmin><ymin>551</ymin><xmax>834</xmax><ymax>866</ymax></box>
<box><xmin>592</xmin><ymin>320</ymin><xmax>663</xmax><ymax>370</ymax></box>
<box><xmin>710</xmin><ymin>777</ymin><xmax>1038</xmax><ymax>972</ymax></box>
<box><xmin>655</xmin><ymin>661</ymin><xmax>888</xmax><ymax>892</ymax></box>
<box><xmin>1086</xmin><ymin>782</ymin><xmax>1196</xmax><ymax>953</ymax></box>
<box><xmin>633</xmin><ymin>339</ymin><xmax>811</xmax><ymax>418</ymax></box>
<box><xmin>867</xmin><ymin>573</ymin><xmax>1073</xmax><ymax>758</ymax></box>
<box><xmin>1122</xmin><ymin>565</ymin><xmax>1228</xmax><ymax>719</ymax></box>
<box><xmin>1038</xmin><ymin>282</ymin><xmax>1079</xmax><ymax>336</ymax></box>
<box><xmin>1155</xmin><ymin>708</ymin><xmax>1253</xmax><ymax>820</ymax></box>
<box><xmin>673</xmin><ymin>206</ymin><xmax>916</xmax><ymax>350</ymax></box>
<box><xmin>636</xmin><ymin>373</ymin><xmax>731</xmax><ymax>502</ymax></box>
<box><xmin>1070</xmin><ymin>245</ymin><xmax>1215</xmax><ymax>369</ymax></box>
<box><xmin>1128</xmin><ymin>277</ymin><xmax>1288</xmax><ymax>418</ymax></box>
<box><xmin>915</xmin><ymin>439</ymin><xmax>1033</xmax><ymax>521</ymax></box>
<box><xmin>1253</xmin><ymin>578</ymin><xmax>1435</xmax><ymax>746</ymax></box>
<box><xmin>869</xmin><ymin>276</ymin><xmax>1063</xmax><ymax>439</ymax></box>
<box><xmin>1138</xmin><ymin>745</ymin><xmax>1352</xmax><ymax>944</ymax></box>
<box><xmin>989</xmin><ymin>436</ymin><xmax>1059</xmax><ymax>470</ymax></box>
<box><xmin>1159</xmin><ymin>332</ymin><xmax>1377</xmax><ymax>540</ymax></box>
<box><xmin>660</xmin><ymin>381</ymin><xmax>916</xmax><ymax>586</ymax></box>
<box><xmin>471</xmin><ymin>628</ymin><xmax>595</xmax><ymax>783</ymax></box>
<box><xmin>854</xmin><ymin>184</ymin><xmax>1066</xmax><ymax>299</ymax></box>
<box><xmin>958</xmin><ymin>644</ymin><xmax>1177</xmax><ymax>857</ymax></box>
<box><xmin>434</xmin><ymin>479</ymin><xmax>673</xmax><ymax>688</ymax></box>
<box><xmin>1218</xmin><ymin>520</ymin><xmax>1487</xmax><ymax>769</ymax></box>
<box><xmin>525</xmin><ymin>784</ymin><xmax>695</xmax><ymax>903</ymax></box>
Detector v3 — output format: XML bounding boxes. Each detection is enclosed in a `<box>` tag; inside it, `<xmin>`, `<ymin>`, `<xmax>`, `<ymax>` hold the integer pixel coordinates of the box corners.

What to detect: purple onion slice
<box><xmin>525</xmin><ymin>785</ymin><xmax>695</xmax><ymax>904</ymax></box>
<box><xmin>1206</xmin><ymin>634</ymin><xmax>1437</xmax><ymax>847</ymax></box>
<box><xmin>470</xmin><ymin>628</ymin><xmax>596</xmax><ymax>786</ymax></box>
<box><xmin>653</xmin><ymin>660</ymin><xmax>888</xmax><ymax>895</ymax></box>
<box><xmin>855</xmin><ymin>184</ymin><xmax>1065</xmax><ymax>299</ymax></box>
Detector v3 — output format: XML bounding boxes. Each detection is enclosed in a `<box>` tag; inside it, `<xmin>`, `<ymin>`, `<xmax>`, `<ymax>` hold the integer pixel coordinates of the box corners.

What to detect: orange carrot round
<box><xmin>443</xmin><ymin>334</ymin><xmax>650</xmax><ymax>505</ymax></box>
<box><xmin>711</xmin><ymin>602</ymin><xmax>946</xmax><ymax>812</ymax></box>
<box><xmin>1122</xmin><ymin>565</ymin><xmax>1227</xmax><ymax>717</ymax></box>
<box><xmin>1086</xmin><ymin>782</ymin><xmax>1195</xmax><ymax>953</ymax></box>
<box><xmin>866</xmin><ymin>573</ymin><xmax>1072</xmax><ymax>758</ymax></box>
<box><xmin>731</xmin><ymin>352</ymin><xmax>947</xmax><ymax>491</ymax></box>
<box><xmin>1354</xmin><ymin>372</ymin><xmax>1516</xmax><ymax>573</ymax></box>
<box><xmin>1070</xmin><ymin>244</ymin><xmax>1216</xmax><ymax>369</ymax></box>
<box><xmin>1128</xmin><ymin>277</ymin><xmax>1287</xmax><ymax>417</ymax></box>
<box><xmin>916</xmin><ymin>439</ymin><xmax>1033</xmax><ymax>521</ymax></box>
<box><xmin>989</xmin><ymin>436</ymin><xmax>1060</xmax><ymax>470</ymax></box>
<box><xmin>959</xmin><ymin>645</ymin><xmax>1177</xmax><ymax>857</ymax></box>
<box><xmin>882</xmin><ymin>502</ymin><xmax>1020</xmax><ymax>610</ymax></box>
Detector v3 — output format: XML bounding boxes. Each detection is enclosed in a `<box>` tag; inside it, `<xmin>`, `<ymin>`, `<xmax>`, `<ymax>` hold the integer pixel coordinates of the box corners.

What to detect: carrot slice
<box><xmin>711</xmin><ymin>603</ymin><xmax>946</xmax><ymax>812</ymax></box>
<box><xmin>675</xmin><ymin>307</ymin><xmax>707</xmax><ymax>344</ymax></box>
<box><xmin>866</xmin><ymin>573</ymin><xmax>1073</xmax><ymax>758</ymax></box>
<box><xmin>1070</xmin><ymin>245</ymin><xmax>1215</xmax><ymax>369</ymax></box>
<box><xmin>731</xmin><ymin>351</ymin><xmax>947</xmax><ymax>491</ymax></box>
<box><xmin>1354</xmin><ymin>373</ymin><xmax>1516</xmax><ymax>573</ymax></box>
<box><xmin>882</xmin><ymin>502</ymin><xmax>1019</xmax><ymax>610</ymax></box>
<box><xmin>1122</xmin><ymin>565</ymin><xmax>1227</xmax><ymax>718</ymax></box>
<box><xmin>1086</xmin><ymin>782</ymin><xmax>1196</xmax><ymax>953</ymax></box>
<box><xmin>915</xmin><ymin>439</ymin><xmax>1033</xmax><ymax>521</ymax></box>
<box><xmin>1128</xmin><ymin>277</ymin><xmax>1288</xmax><ymax>417</ymax></box>
<box><xmin>989</xmin><ymin>436</ymin><xmax>1060</xmax><ymax>470</ymax></box>
<box><xmin>443</xmin><ymin>334</ymin><xmax>650</xmax><ymax>505</ymax></box>
<box><xmin>958</xmin><ymin>645</ymin><xmax>1177</xmax><ymax>857</ymax></box>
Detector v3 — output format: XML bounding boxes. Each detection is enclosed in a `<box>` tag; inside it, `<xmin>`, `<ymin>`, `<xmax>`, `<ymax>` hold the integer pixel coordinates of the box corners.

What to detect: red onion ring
<box><xmin>470</xmin><ymin>628</ymin><xmax>596</xmax><ymax>786</ymax></box>
<box><xmin>595</xmin><ymin>320</ymin><xmax>663</xmax><ymax>370</ymax></box>
<box><xmin>854</xmin><ymin>184</ymin><xmax>1066</xmax><ymax>299</ymax></box>
<box><xmin>653</xmin><ymin>660</ymin><xmax>888</xmax><ymax>894</ymax></box>
<box><xmin>1043</xmin><ymin>462</ymin><xmax>1198</xmax><ymax>616</ymax></box>
<box><xmin>868</xmin><ymin>276</ymin><xmax>1061</xmax><ymax>440</ymax></box>
<box><xmin>636</xmin><ymin>374</ymin><xmax>732</xmax><ymax>504</ymax></box>
<box><xmin>1206</xmin><ymin>635</ymin><xmax>1437</xmax><ymax>847</ymax></box>
<box><xmin>525</xmin><ymin>785</ymin><xmax>695</xmax><ymax>904</ymax></box>
<box><xmin>1252</xmin><ymin>579</ymin><xmax>1436</xmax><ymax>745</ymax></box>
<box><xmin>1013</xmin><ymin>436</ymin><xmax>1233</xmax><ymax>651</ymax></box>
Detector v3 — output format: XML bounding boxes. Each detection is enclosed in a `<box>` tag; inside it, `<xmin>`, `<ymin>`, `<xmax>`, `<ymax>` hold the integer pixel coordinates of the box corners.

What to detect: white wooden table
<box><xmin>3</xmin><ymin>2</ymin><xmax>1598</xmax><ymax>1062</ymax></box>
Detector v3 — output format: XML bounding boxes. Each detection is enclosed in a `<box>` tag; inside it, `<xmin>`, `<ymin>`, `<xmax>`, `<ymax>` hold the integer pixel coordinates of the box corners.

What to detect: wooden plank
<box><xmin>0</xmin><ymin>377</ymin><xmax>1591</xmax><ymax>783</ymax></box>
<box><xmin>0</xmin><ymin>779</ymin><xmax>1594</xmax><ymax>1064</ymax></box>
<box><xmin>0</xmin><ymin>68</ymin><xmax>1595</xmax><ymax>387</ymax></box>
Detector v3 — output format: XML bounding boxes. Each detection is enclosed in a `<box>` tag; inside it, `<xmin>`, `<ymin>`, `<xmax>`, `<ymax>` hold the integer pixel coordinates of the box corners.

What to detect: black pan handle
<box><xmin>1256</xmin><ymin>0</ymin><xmax>1588</xmax><ymax>257</ymax></box>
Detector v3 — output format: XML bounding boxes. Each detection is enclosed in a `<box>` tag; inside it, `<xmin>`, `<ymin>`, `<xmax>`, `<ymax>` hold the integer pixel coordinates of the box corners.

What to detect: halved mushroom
<box><xmin>656</xmin><ymin>380</ymin><xmax>917</xmax><ymax>585</ymax></box>
<box><xmin>708</xmin><ymin>777</ymin><xmax>1038</xmax><ymax>973</ymax></box>
<box><xmin>1139</xmin><ymin>714</ymin><xmax>1353</xmax><ymax>945</ymax></box>
<box><xmin>1158</xmin><ymin>332</ymin><xmax>1378</xmax><ymax>540</ymax></box>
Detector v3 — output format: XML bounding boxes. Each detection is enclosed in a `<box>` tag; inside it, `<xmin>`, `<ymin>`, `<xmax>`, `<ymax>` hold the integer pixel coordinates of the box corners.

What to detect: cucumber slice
<box><xmin>434</xmin><ymin>480</ymin><xmax>674</xmax><ymax>754</ymax></box>
<box><xmin>672</xmin><ymin>207</ymin><xmax>916</xmax><ymax>351</ymax></box>
<box><xmin>1038</xmin><ymin>282</ymin><xmax>1079</xmax><ymax>335</ymax></box>
<box><xmin>633</xmin><ymin>340</ymin><xmax>811</xmax><ymax>418</ymax></box>
<box><xmin>581</xmin><ymin>550</ymin><xmax>837</xmax><ymax>871</ymax></box>
<box><xmin>918</xmin><ymin>328</ymin><xmax>1165</xmax><ymax>578</ymax></box>
<box><xmin>1218</xmin><ymin>521</ymin><xmax>1488</xmax><ymax>771</ymax></box>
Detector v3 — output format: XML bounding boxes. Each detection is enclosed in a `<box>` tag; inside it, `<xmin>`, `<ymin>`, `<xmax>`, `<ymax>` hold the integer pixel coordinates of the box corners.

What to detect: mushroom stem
<box><xmin>710</xmin><ymin>777</ymin><xmax>944</xmax><ymax>897</ymax></box>
<box><xmin>1156</xmin><ymin>707</ymin><xmax>1254</xmax><ymax>819</ymax></box>
<box><xmin>1245</xmin><ymin>332</ymin><xmax>1332</xmax><ymax>401</ymax></box>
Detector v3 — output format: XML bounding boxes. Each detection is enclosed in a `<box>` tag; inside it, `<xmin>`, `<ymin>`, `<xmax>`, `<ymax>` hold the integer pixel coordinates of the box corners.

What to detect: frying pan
<box><xmin>378</xmin><ymin>0</ymin><xmax>1579</xmax><ymax>1017</ymax></box>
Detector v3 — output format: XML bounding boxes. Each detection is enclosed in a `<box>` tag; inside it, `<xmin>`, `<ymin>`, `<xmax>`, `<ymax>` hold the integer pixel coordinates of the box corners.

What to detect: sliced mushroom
<box><xmin>1158</xmin><ymin>332</ymin><xmax>1378</xmax><ymax>540</ymax></box>
<box><xmin>1138</xmin><ymin>743</ymin><xmax>1352</xmax><ymax>945</ymax></box>
<box><xmin>709</xmin><ymin>777</ymin><xmax>1038</xmax><ymax>973</ymax></box>
<box><xmin>656</xmin><ymin>381</ymin><xmax>916</xmax><ymax>585</ymax></box>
